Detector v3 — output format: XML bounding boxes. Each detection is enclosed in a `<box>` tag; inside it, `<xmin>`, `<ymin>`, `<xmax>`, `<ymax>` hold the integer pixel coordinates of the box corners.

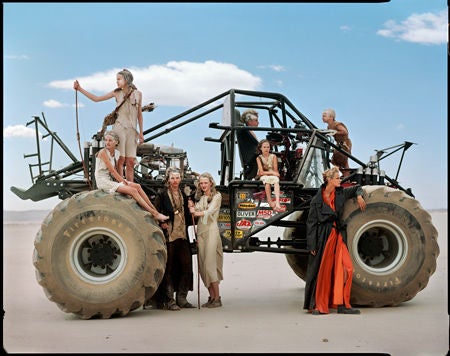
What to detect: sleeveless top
<box><xmin>258</xmin><ymin>153</ymin><xmax>276</xmax><ymax>171</ymax></box>
<box><xmin>328</xmin><ymin>120</ymin><xmax>352</xmax><ymax>152</ymax></box>
<box><xmin>94</xmin><ymin>148</ymin><xmax>123</xmax><ymax>193</ymax></box>
<box><xmin>114</xmin><ymin>89</ymin><xmax>142</xmax><ymax>132</ymax></box>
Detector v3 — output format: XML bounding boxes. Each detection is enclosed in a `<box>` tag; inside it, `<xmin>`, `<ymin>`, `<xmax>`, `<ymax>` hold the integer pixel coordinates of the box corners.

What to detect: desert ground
<box><xmin>3</xmin><ymin>211</ymin><xmax>448</xmax><ymax>354</ymax></box>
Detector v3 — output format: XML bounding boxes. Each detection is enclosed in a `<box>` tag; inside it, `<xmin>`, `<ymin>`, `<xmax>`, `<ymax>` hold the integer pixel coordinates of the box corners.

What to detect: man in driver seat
<box><xmin>237</xmin><ymin>109</ymin><xmax>260</xmax><ymax>179</ymax></box>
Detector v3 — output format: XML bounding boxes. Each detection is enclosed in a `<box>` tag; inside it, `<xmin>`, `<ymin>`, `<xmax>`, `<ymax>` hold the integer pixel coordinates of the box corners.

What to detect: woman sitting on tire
<box><xmin>95</xmin><ymin>130</ymin><xmax>168</xmax><ymax>222</ymax></box>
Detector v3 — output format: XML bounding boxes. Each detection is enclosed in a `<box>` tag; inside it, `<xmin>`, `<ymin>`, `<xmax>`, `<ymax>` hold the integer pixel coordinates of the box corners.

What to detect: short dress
<box><xmin>258</xmin><ymin>153</ymin><xmax>279</xmax><ymax>185</ymax></box>
<box><xmin>94</xmin><ymin>148</ymin><xmax>124</xmax><ymax>193</ymax></box>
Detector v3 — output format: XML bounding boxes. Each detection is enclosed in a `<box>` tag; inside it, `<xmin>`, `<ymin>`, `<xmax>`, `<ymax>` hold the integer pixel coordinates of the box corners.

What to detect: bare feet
<box><xmin>268</xmin><ymin>200</ymin><xmax>276</xmax><ymax>209</ymax></box>
<box><xmin>274</xmin><ymin>205</ymin><xmax>283</xmax><ymax>212</ymax></box>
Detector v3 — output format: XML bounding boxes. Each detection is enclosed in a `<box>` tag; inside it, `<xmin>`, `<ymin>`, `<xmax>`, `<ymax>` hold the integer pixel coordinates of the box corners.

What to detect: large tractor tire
<box><xmin>283</xmin><ymin>211</ymin><xmax>309</xmax><ymax>280</ymax></box>
<box><xmin>283</xmin><ymin>186</ymin><xmax>439</xmax><ymax>307</ymax></box>
<box><xmin>33</xmin><ymin>190</ymin><xmax>167</xmax><ymax>319</ymax></box>
<box><xmin>343</xmin><ymin>185</ymin><xmax>439</xmax><ymax>306</ymax></box>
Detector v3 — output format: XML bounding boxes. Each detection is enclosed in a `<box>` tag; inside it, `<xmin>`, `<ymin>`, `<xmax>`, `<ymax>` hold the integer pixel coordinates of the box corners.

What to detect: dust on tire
<box><xmin>33</xmin><ymin>190</ymin><xmax>167</xmax><ymax>319</ymax></box>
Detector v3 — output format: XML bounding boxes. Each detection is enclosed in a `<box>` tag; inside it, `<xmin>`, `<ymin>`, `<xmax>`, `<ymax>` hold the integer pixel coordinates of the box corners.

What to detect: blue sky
<box><xmin>3</xmin><ymin>1</ymin><xmax>447</xmax><ymax>211</ymax></box>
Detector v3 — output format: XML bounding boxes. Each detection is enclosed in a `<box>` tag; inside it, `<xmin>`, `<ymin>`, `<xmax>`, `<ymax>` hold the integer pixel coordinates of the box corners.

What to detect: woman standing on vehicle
<box><xmin>304</xmin><ymin>166</ymin><xmax>366</xmax><ymax>315</ymax></box>
<box><xmin>322</xmin><ymin>108</ymin><xmax>352</xmax><ymax>177</ymax></box>
<box><xmin>189</xmin><ymin>172</ymin><xmax>224</xmax><ymax>308</ymax></box>
<box><xmin>74</xmin><ymin>69</ymin><xmax>144</xmax><ymax>182</ymax></box>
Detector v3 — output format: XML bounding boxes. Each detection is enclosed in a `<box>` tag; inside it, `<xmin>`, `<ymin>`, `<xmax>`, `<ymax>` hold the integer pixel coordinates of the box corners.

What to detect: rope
<box><xmin>75</xmin><ymin>90</ymin><xmax>93</xmax><ymax>190</ymax></box>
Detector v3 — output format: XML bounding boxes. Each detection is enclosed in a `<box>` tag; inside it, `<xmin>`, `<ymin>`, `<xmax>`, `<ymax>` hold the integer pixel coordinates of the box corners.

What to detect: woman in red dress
<box><xmin>303</xmin><ymin>166</ymin><xmax>366</xmax><ymax>315</ymax></box>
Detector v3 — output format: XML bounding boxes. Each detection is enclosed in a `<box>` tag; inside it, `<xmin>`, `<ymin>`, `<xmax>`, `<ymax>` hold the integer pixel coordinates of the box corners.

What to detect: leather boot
<box><xmin>176</xmin><ymin>291</ymin><xmax>195</xmax><ymax>308</ymax></box>
<box><xmin>337</xmin><ymin>305</ymin><xmax>360</xmax><ymax>314</ymax></box>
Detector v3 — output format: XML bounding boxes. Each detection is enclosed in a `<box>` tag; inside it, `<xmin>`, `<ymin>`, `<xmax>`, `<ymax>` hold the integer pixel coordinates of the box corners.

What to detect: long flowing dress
<box><xmin>303</xmin><ymin>185</ymin><xmax>363</xmax><ymax>313</ymax></box>
<box><xmin>195</xmin><ymin>192</ymin><xmax>224</xmax><ymax>288</ymax></box>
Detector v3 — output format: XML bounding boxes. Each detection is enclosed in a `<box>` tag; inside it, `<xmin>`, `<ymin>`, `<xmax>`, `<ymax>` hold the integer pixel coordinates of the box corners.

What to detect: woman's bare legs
<box><xmin>117</xmin><ymin>183</ymin><xmax>168</xmax><ymax>221</ymax></box>
<box><xmin>206</xmin><ymin>281</ymin><xmax>221</xmax><ymax>307</ymax></box>
<box><xmin>274</xmin><ymin>182</ymin><xmax>282</xmax><ymax>211</ymax></box>
<box><xmin>207</xmin><ymin>285</ymin><xmax>214</xmax><ymax>300</ymax></box>
<box><xmin>117</xmin><ymin>156</ymin><xmax>126</xmax><ymax>179</ymax></box>
<box><xmin>207</xmin><ymin>282</ymin><xmax>220</xmax><ymax>301</ymax></box>
<box><xmin>125</xmin><ymin>156</ymin><xmax>135</xmax><ymax>182</ymax></box>
<box><xmin>129</xmin><ymin>182</ymin><xmax>156</xmax><ymax>210</ymax></box>
<box><xmin>211</xmin><ymin>281</ymin><xmax>220</xmax><ymax>301</ymax></box>
<box><xmin>265</xmin><ymin>183</ymin><xmax>275</xmax><ymax>208</ymax></box>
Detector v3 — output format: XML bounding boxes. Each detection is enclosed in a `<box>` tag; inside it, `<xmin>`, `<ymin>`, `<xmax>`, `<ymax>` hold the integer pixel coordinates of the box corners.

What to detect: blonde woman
<box><xmin>189</xmin><ymin>172</ymin><xmax>224</xmax><ymax>308</ymax></box>
<box><xmin>304</xmin><ymin>167</ymin><xmax>366</xmax><ymax>315</ymax></box>
<box><xmin>94</xmin><ymin>131</ymin><xmax>168</xmax><ymax>222</ymax></box>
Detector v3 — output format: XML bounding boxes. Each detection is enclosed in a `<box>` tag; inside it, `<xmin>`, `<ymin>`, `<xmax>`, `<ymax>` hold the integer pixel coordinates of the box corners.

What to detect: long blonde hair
<box><xmin>194</xmin><ymin>172</ymin><xmax>217</xmax><ymax>202</ymax></box>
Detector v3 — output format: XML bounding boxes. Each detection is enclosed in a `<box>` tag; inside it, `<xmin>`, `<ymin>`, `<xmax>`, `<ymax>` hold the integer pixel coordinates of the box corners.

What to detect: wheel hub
<box><xmin>358</xmin><ymin>232</ymin><xmax>385</xmax><ymax>259</ymax></box>
<box><xmin>353</xmin><ymin>219</ymin><xmax>407</xmax><ymax>275</ymax></box>
<box><xmin>89</xmin><ymin>239</ymin><xmax>118</xmax><ymax>268</ymax></box>
<box><xmin>71</xmin><ymin>229</ymin><xmax>127</xmax><ymax>283</ymax></box>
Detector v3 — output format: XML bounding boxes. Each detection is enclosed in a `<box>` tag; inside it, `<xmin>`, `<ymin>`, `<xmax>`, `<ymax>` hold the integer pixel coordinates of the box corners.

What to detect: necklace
<box><xmin>170</xmin><ymin>188</ymin><xmax>180</xmax><ymax>198</ymax></box>
<box><xmin>169</xmin><ymin>189</ymin><xmax>183</xmax><ymax>215</ymax></box>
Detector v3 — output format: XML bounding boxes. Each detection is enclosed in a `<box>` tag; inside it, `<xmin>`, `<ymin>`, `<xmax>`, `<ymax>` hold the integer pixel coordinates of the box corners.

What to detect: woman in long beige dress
<box><xmin>189</xmin><ymin>172</ymin><xmax>223</xmax><ymax>308</ymax></box>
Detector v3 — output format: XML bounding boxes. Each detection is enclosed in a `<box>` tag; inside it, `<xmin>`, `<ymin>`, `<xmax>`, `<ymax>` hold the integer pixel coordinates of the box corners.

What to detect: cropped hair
<box><xmin>104</xmin><ymin>130</ymin><xmax>120</xmax><ymax>145</ymax></box>
<box><xmin>322</xmin><ymin>166</ymin><xmax>340</xmax><ymax>183</ymax></box>
<box><xmin>241</xmin><ymin>109</ymin><xmax>258</xmax><ymax>124</ymax></box>
<box><xmin>323</xmin><ymin>108</ymin><xmax>336</xmax><ymax>120</ymax></box>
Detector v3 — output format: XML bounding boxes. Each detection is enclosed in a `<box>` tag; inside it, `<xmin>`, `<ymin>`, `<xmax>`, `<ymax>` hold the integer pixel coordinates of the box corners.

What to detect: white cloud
<box><xmin>43</xmin><ymin>99</ymin><xmax>69</xmax><ymax>108</ymax></box>
<box><xmin>377</xmin><ymin>9</ymin><xmax>447</xmax><ymax>45</ymax></box>
<box><xmin>275</xmin><ymin>80</ymin><xmax>283</xmax><ymax>87</ymax></box>
<box><xmin>257</xmin><ymin>64</ymin><xmax>286</xmax><ymax>72</ymax></box>
<box><xmin>5</xmin><ymin>54</ymin><xmax>30</xmax><ymax>60</ymax></box>
<box><xmin>3</xmin><ymin>125</ymin><xmax>41</xmax><ymax>138</ymax></box>
<box><xmin>47</xmin><ymin>60</ymin><xmax>262</xmax><ymax>107</ymax></box>
<box><xmin>340</xmin><ymin>25</ymin><xmax>351</xmax><ymax>32</ymax></box>
<box><xmin>269</xmin><ymin>65</ymin><xmax>286</xmax><ymax>72</ymax></box>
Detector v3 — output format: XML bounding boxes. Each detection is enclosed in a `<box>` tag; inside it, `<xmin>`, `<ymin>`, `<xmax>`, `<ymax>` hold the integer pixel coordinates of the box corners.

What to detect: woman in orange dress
<box><xmin>303</xmin><ymin>167</ymin><xmax>366</xmax><ymax>315</ymax></box>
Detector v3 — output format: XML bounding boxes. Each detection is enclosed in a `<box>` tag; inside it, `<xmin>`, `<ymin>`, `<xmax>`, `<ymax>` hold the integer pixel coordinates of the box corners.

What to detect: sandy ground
<box><xmin>3</xmin><ymin>211</ymin><xmax>448</xmax><ymax>354</ymax></box>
